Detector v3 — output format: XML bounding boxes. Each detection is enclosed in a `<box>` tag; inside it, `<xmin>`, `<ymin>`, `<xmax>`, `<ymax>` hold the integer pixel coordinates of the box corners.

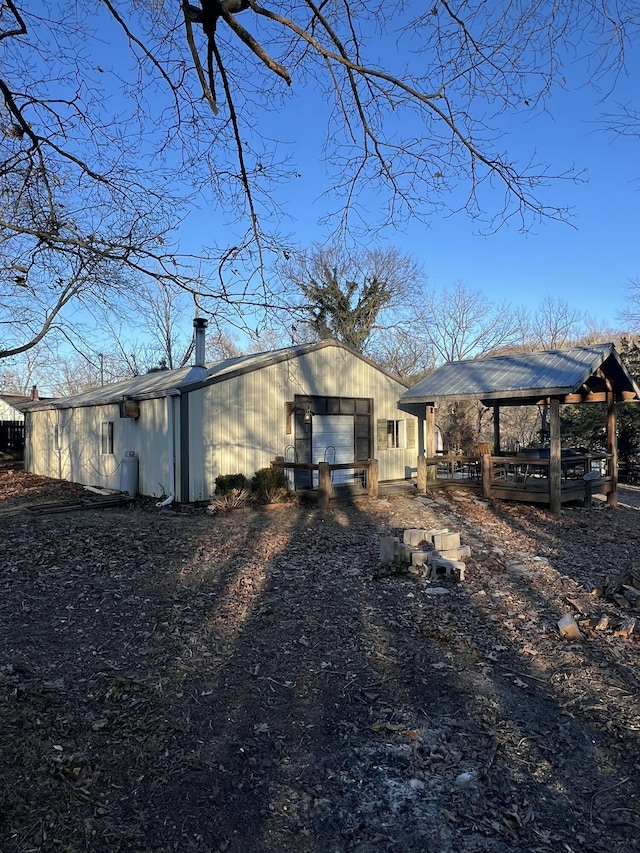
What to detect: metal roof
<box><xmin>0</xmin><ymin>393</ymin><xmax>30</xmax><ymax>407</ymax></box>
<box><xmin>26</xmin><ymin>339</ymin><xmax>409</xmax><ymax>411</ymax></box>
<box><xmin>400</xmin><ymin>344</ymin><xmax>640</xmax><ymax>408</ymax></box>
<box><xmin>0</xmin><ymin>393</ymin><xmax>54</xmax><ymax>412</ymax></box>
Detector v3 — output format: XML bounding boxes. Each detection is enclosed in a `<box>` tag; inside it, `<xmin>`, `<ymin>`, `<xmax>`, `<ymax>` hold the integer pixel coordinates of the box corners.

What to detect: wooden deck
<box><xmin>274</xmin><ymin>453</ymin><xmax>616</xmax><ymax>508</ymax></box>
<box><xmin>420</xmin><ymin>452</ymin><xmax>615</xmax><ymax>507</ymax></box>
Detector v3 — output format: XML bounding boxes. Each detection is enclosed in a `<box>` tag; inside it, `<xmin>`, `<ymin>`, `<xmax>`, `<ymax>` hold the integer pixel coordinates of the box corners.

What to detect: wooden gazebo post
<box><xmin>417</xmin><ymin>403</ymin><xmax>436</xmax><ymax>492</ymax></box>
<box><xmin>492</xmin><ymin>404</ymin><xmax>501</xmax><ymax>454</ymax></box>
<box><xmin>425</xmin><ymin>405</ymin><xmax>436</xmax><ymax>485</ymax></box>
<box><xmin>607</xmin><ymin>388</ymin><xmax>618</xmax><ymax>507</ymax></box>
<box><xmin>549</xmin><ymin>398</ymin><xmax>562</xmax><ymax>515</ymax></box>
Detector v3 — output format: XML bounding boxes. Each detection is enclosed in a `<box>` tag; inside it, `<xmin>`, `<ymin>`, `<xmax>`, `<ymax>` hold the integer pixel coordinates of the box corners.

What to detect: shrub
<box><xmin>207</xmin><ymin>487</ymin><xmax>249</xmax><ymax>513</ymax></box>
<box><xmin>215</xmin><ymin>473</ymin><xmax>249</xmax><ymax>495</ymax></box>
<box><xmin>251</xmin><ymin>466</ymin><xmax>289</xmax><ymax>504</ymax></box>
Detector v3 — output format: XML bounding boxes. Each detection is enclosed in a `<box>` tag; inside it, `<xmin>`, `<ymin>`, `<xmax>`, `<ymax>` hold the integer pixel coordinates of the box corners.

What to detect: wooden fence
<box><xmin>272</xmin><ymin>458</ymin><xmax>379</xmax><ymax>507</ymax></box>
<box><xmin>0</xmin><ymin>420</ymin><xmax>25</xmax><ymax>456</ymax></box>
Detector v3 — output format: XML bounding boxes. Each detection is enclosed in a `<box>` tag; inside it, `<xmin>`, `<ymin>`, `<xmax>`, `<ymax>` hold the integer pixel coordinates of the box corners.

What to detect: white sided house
<box><xmin>25</xmin><ymin>333</ymin><xmax>419</xmax><ymax>502</ymax></box>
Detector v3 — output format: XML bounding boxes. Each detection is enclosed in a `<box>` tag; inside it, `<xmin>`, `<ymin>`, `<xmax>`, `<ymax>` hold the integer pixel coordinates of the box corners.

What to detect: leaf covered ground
<box><xmin>1</xmin><ymin>464</ymin><xmax>640</xmax><ymax>852</ymax></box>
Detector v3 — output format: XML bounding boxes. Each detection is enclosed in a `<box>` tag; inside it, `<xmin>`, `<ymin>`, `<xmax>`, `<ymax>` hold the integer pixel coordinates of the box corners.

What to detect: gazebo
<box><xmin>398</xmin><ymin>343</ymin><xmax>640</xmax><ymax>513</ymax></box>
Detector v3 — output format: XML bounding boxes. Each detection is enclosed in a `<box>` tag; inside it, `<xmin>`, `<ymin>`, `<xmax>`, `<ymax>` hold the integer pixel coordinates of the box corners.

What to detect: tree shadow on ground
<box><xmin>1</xmin><ymin>488</ymin><xmax>640</xmax><ymax>852</ymax></box>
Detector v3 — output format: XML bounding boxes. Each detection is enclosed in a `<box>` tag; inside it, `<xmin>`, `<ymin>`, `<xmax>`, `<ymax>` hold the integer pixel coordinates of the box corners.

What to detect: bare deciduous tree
<box><xmin>2</xmin><ymin>1</ymin><xmax>638</xmax><ymax>362</ymax></box>
<box><xmin>418</xmin><ymin>281</ymin><xmax>522</xmax><ymax>364</ymax></box>
<box><xmin>527</xmin><ymin>296</ymin><xmax>588</xmax><ymax>349</ymax></box>
<box><xmin>368</xmin><ymin>326</ymin><xmax>436</xmax><ymax>382</ymax></box>
<box><xmin>619</xmin><ymin>278</ymin><xmax>640</xmax><ymax>333</ymax></box>
<box><xmin>172</xmin><ymin>0</ymin><xmax>636</xmax><ymax>236</ymax></box>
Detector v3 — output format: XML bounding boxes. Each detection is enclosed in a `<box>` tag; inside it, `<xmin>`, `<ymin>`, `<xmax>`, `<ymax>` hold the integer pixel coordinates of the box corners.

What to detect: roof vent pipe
<box><xmin>193</xmin><ymin>317</ymin><xmax>208</xmax><ymax>368</ymax></box>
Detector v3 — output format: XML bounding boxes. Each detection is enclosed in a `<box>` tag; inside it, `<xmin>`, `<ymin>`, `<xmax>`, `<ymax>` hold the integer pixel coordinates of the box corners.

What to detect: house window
<box><xmin>101</xmin><ymin>421</ymin><xmax>114</xmax><ymax>455</ymax></box>
<box><xmin>377</xmin><ymin>418</ymin><xmax>416</xmax><ymax>451</ymax></box>
<box><xmin>54</xmin><ymin>424</ymin><xmax>61</xmax><ymax>451</ymax></box>
<box><xmin>387</xmin><ymin>419</ymin><xmax>404</xmax><ymax>448</ymax></box>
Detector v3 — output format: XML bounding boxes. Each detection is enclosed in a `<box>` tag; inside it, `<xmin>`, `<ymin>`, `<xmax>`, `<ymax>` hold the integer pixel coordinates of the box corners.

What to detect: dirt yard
<box><xmin>2</xmin><ymin>464</ymin><xmax>640</xmax><ymax>853</ymax></box>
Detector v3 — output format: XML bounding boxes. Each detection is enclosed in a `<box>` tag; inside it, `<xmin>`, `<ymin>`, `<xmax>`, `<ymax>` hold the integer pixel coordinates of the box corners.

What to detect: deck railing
<box><xmin>417</xmin><ymin>452</ymin><xmax>614</xmax><ymax>506</ymax></box>
<box><xmin>271</xmin><ymin>457</ymin><xmax>379</xmax><ymax>507</ymax></box>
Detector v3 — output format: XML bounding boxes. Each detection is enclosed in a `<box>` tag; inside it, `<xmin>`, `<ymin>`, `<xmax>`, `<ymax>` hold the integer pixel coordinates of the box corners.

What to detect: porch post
<box><xmin>318</xmin><ymin>461</ymin><xmax>331</xmax><ymax>508</ymax></box>
<box><xmin>425</xmin><ymin>405</ymin><xmax>436</xmax><ymax>484</ymax></box>
<box><xmin>481</xmin><ymin>454</ymin><xmax>492</xmax><ymax>498</ymax></box>
<box><xmin>368</xmin><ymin>458</ymin><xmax>379</xmax><ymax>499</ymax></box>
<box><xmin>416</xmin><ymin>403</ymin><xmax>427</xmax><ymax>492</ymax></box>
<box><xmin>417</xmin><ymin>456</ymin><xmax>427</xmax><ymax>492</ymax></box>
<box><xmin>607</xmin><ymin>389</ymin><xmax>618</xmax><ymax>507</ymax></box>
<box><xmin>493</xmin><ymin>404</ymin><xmax>501</xmax><ymax>454</ymax></box>
<box><xmin>549</xmin><ymin>398</ymin><xmax>561</xmax><ymax>515</ymax></box>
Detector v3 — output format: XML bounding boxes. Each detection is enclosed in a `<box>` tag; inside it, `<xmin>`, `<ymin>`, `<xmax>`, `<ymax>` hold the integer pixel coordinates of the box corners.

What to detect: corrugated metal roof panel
<box><xmin>27</xmin><ymin>339</ymin><xmax>407</xmax><ymax>411</ymax></box>
<box><xmin>401</xmin><ymin>343</ymin><xmax>635</xmax><ymax>402</ymax></box>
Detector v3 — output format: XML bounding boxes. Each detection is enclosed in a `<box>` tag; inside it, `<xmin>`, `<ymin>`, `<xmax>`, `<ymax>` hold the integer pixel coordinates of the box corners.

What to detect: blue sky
<box><xmin>413</xmin><ymin>83</ymin><xmax>640</xmax><ymax>327</ymax></box>
<box><xmin>176</xmin><ymin>15</ymin><xmax>639</xmax><ymax>334</ymax></box>
<box><xmin>38</xmin><ymin>1</ymin><xmax>638</xmax><ymax>344</ymax></box>
<box><xmin>7</xmin><ymin>0</ymin><xmax>638</xmax><ymax>388</ymax></box>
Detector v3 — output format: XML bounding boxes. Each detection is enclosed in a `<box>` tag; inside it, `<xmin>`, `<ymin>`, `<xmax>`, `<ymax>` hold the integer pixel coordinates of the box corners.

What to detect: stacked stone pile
<box><xmin>378</xmin><ymin>528</ymin><xmax>469</xmax><ymax>582</ymax></box>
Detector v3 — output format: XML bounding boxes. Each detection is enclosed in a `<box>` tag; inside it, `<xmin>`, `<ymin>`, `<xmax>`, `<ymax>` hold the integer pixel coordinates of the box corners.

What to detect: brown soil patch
<box><xmin>1</xmin><ymin>466</ymin><xmax>640</xmax><ymax>852</ymax></box>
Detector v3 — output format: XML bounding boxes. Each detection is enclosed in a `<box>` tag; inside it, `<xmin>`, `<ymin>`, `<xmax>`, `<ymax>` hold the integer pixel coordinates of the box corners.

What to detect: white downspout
<box><xmin>157</xmin><ymin>389</ymin><xmax>181</xmax><ymax>507</ymax></box>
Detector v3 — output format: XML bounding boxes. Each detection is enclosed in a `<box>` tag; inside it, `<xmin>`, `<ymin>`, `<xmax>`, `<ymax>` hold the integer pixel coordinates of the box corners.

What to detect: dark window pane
<box><xmin>355</xmin><ymin>415</ymin><xmax>370</xmax><ymax>438</ymax></box>
<box><xmin>356</xmin><ymin>438</ymin><xmax>370</xmax><ymax>461</ymax></box>
<box><xmin>295</xmin><ymin>438</ymin><xmax>311</xmax><ymax>463</ymax></box>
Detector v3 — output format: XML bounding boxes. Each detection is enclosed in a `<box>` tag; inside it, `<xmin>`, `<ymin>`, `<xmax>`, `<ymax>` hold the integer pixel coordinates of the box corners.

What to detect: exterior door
<box><xmin>312</xmin><ymin>414</ymin><xmax>354</xmax><ymax>485</ymax></box>
<box><xmin>293</xmin><ymin>395</ymin><xmax>372</xmax><ymax>489</ymax></box>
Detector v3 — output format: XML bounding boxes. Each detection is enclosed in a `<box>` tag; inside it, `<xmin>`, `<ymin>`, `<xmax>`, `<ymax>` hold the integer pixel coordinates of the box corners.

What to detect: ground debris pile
<box><xmin>2</xmin><ymin>465</ymin><xmax>640</xmax><ymax>852</ymax></box>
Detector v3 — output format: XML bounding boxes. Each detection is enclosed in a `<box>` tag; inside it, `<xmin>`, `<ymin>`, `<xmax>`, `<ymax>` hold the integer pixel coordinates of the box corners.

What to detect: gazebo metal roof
<box><xmin>399</xmin><ymin>343</ymin><xmax>640</xmax><ymax>412</ymax></box>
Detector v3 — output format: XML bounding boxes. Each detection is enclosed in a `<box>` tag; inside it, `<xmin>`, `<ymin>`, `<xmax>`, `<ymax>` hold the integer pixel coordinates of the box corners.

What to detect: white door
<box><xmin>312</xmin><ymin>415</ymin><xmax>354</xmax><ymax>486</ymax></box>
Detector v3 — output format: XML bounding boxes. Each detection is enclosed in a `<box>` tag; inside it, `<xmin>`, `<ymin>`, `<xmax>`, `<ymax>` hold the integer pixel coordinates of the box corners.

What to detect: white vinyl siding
<box><xmin>26</xmin><ymin>342</ymin><xmax>420</xmax><ymax>499</ymax></box>
<box><xmin>196</xmin><ymin>346</ymin><xmax>418</xmax><ymax>494</ymax></box>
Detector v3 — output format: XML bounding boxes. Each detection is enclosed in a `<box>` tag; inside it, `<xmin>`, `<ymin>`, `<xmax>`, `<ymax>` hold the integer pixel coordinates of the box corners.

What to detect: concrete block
<box><xmin>399</xmin><ymin>543</ymin><xmax>413</xmax><ymax>564</ymax></box>
<box><xmin>403</xmin><ymin>529</ymin><xmax>432</xmax><ymax>547</ymax></box>
<box><xmin>451</xmin><ymin>561</ymin><xmax>466</xmax><ymax>582</ymax></box>
<box><xmin>432</xmin><ymin>531</ymin><xmax>461</xmax><ymax>551</ymax></box>
<box><xmin>379</xmin><ymin>536</ymin><xmax>399</xmax><ymax>564</ymax></box>
<box><xmin>408</xmin><ymin>565</ymin><xmax>426</xmax><ymax>577</ymax></box>
<box><xmin>411</xmin><ymin>550</ymin><xmax>429</xmax><ymax>567</ymax></box>
<box><xmin>429</xmin><ymin>558</ymin><xmax>453</xmax><ymax>579</ymax></box>
<box><xmin>433</xmin><ymin>545</ymin><xmax>471</xmax><ymax>561</ymax></box>
<box><xmin>428</xmin><ymin>557</ymin><xmax>466</xmax><ymax>582</ymax></box>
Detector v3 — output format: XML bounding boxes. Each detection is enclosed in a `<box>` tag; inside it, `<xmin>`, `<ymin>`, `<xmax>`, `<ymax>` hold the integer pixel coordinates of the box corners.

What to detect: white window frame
<box><xmin>101</xmin><ymin>421</ymin><xmax>114</xmax><ymax>455</ymax></box>
<box><xmin>387</xmin><ymin>419</ymin><xmax>406</xmax><ymax>449</ymax></box>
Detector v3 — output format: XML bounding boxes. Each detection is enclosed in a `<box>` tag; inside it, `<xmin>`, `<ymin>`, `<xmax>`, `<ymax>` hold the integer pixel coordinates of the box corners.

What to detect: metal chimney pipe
<box><xmin>193</xmin><ymin>317</ymin><xmax>208</xmax><ymax>367</ymax></box>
